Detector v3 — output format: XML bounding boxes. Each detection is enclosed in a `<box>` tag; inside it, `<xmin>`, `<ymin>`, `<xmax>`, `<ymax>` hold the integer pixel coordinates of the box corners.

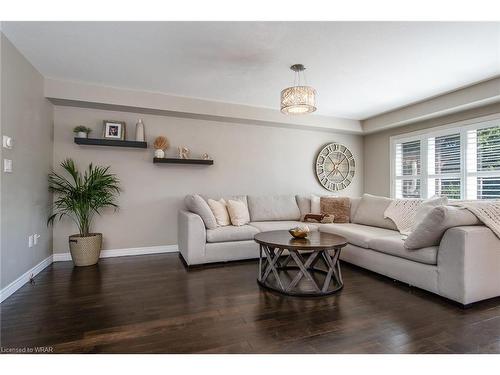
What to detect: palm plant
<box><xmin>48</xmin><ymin>159</ymin><xmax>121</xmax><ymax>236</ymax></box>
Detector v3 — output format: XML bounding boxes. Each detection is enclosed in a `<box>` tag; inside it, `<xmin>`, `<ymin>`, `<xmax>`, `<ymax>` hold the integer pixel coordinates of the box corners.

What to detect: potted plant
<box><xmin>48</xmin><ymin>159</ymin><xmax>121</xmax><ymax>266</ymax></box>
<box><xmin>73</xmin><ymin>126</ymin><xmax>92</xmax><ymax>138</ymax></box>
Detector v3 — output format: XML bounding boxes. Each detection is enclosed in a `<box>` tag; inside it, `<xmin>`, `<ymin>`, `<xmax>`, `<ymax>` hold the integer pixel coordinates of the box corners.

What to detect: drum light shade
<box><xmin>280</xmin><ymin>85</ymin><xmax>317</xmax><ymax>114</ymax></box>
<box><xmin>280</xmin><ymin>64</ymin><xmax>317</xmax><ymax>115</ymax></box>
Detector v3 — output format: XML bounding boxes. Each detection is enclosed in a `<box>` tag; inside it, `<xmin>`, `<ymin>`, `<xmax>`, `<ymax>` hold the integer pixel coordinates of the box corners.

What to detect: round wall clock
<box><xmin>315</xmin><ymin>143</ymin><xmax>355</xmax><ymax>191</ymax></box>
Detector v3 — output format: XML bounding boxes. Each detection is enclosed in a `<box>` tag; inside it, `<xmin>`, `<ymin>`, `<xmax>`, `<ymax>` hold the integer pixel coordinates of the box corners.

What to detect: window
<box><xmin>391</xmin><ymin>118</ymin><xmax>500</xmax><ymax>200</ymax></box>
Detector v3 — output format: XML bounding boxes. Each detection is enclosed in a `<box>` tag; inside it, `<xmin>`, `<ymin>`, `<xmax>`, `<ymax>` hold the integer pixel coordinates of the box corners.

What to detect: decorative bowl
<box><xmin>289</xmin><ymin>225</ymin><xmax>310</xmax><ymax>239</ymax></box>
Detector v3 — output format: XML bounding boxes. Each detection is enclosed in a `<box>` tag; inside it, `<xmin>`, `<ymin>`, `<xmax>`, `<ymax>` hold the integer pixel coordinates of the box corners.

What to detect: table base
<box><xmin>257</xmin><ymin>245</ymin><xmax>343</xmax><ymax>297</ymax></box>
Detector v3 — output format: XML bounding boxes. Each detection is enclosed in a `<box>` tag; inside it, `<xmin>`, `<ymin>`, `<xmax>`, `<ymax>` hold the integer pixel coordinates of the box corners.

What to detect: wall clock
<box><xmin>315</xmin><ymin>143</ymin><xmax>355</xmax><ymax>191</ymax></box>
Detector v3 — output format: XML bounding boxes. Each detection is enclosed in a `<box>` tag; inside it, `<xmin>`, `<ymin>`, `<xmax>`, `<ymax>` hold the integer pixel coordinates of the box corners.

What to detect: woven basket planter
<box><xmin>69</xmin><ymin>233</ymin><xmax>102</xmax><ymax>266</ymax></box>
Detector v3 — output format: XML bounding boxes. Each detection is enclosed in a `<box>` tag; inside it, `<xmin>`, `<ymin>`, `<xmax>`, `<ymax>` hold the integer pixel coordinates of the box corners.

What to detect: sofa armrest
<box><xmin>437</xmin><ymin>225</ymin><xmax>500</xmax><ymax>305</ymax></box>
<box><xmin>178</xmin><ymin>210</ymin><xmax>206</xmax><ymax>265</ymax></box>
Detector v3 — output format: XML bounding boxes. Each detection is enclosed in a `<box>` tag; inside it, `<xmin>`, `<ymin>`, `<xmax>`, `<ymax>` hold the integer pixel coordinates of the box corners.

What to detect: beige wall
<box><xmin>363</xmin><ymin>102</ymin><xmax>500</xmax><ymax>197</ymax></box>
<box><xmin>52</xmin><ymin>106</ymin><xmax>364</xmax><ymax>253</ymax></box>
<box><xmin>0</xmin><ymin>34</ymin><xmax>54</xmax><ymax>289</ymax></box>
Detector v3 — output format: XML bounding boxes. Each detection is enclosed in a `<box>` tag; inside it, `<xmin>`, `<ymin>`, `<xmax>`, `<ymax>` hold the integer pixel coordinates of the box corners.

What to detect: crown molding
<box><xmin>44</xmin><ymin>78</ymin><xmax>363</xmax><ymax>134</ymax></box>
<box><xmin>362</xmin><ymin>76</ymin><xmax>500</xmax><ymax>134</ymax></box>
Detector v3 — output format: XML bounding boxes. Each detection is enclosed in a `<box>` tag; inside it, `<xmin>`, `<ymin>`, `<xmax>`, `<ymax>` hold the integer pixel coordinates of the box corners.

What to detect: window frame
<box><xmin>390</xmin><ymin>114</ymin><xmax>500</xmax><ymax>200</ymax></box>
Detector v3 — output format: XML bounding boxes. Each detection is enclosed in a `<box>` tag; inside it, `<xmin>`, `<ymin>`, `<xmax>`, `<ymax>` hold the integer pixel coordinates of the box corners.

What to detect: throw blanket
<box><xmin>384</xmin><ymin>199</ymin><xmax>423</xmax><ymax>235</ymax></box>
<box><xmin>451</xmin><ymin>200</ymin><xmax>500</xmax><ymax>239</ymax></box>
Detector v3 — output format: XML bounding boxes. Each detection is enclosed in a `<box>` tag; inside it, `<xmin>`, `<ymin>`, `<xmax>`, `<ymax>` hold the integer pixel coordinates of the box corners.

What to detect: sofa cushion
<box><xmin>352</xmin><ymin>194</ymin><xmax>398</xmax><ymax>230</ymax></box>
<box><xmin>350</xmin><ymin>197</ymin><xmax>361</xmax><ymax>220</ymax></box>
<box><xmin>404</xmin><ymin>205</ymin><xmax>481</xmax><ymax>249</ymax></box>
<box><xmin>369</xmin><ymin>235</ymin><xmax>438</xmax><ymax>265</ymax></box>
<box><xmin>184</xmin><ymin>194</ymin><xmax>218</xmax><ymax>229</ymax></box>
<box><xmin>206</xmin><ymin>225</ymin><xmax>260</xmax><ymax>243</ymax></box>
<box><xmin>249</xmin><ymin>221</ymin><xmax>319</xmax><ymax>232</ymax></box>
<box><xmin>319</xmin><ymin>223</ymin><xmax>398</xmax><ymax>248</ymax></box>
<box><xmin>295</xmin><ymin>195</ymin><xmax>311</xmax><ymax>218</ymax></box>
<box><xmin>247</xmin><ymin>195</ymin><xmax>301</xmax><ymax>222</ymax></box>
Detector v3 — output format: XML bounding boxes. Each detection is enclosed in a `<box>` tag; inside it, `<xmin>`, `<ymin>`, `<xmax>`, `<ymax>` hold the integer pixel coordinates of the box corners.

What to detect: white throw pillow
<box><xmin>227</xmin><ymin>199</ymin><xmax>250</xmax><ymax>226</ymax></box>
<box><xmin>207</xmin><ymin>198</ymin><xmax>231</xmax><ymax>226</ymax></box>
<box><xmin>311</xmin><ymin>194</ymin><xmax>321</xmax><ymax>214</ymax></box>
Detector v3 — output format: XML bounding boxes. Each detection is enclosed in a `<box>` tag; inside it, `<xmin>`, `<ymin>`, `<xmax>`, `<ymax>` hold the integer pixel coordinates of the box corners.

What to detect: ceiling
<box><xmin>2</xmin><ymin>21</ymin><xmax>499</xmax><ymax>120</ymax></box>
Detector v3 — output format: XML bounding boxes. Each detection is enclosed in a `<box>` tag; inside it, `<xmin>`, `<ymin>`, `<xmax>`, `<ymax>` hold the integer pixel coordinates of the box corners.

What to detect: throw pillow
<box><xmin>320</xmin><ymin>197</ymin><xmax>350</xmax><ymax>223</ymax></box>
<box><xmin>227</xmin><ymin>199</ymin><xmax>251</xmax><ymax>226</ymax></box>
<box><xmin>207</xmin><ymin>198</ymin><xmax>231</xmax><ymax>226</ymax></box>
<box><xmin>352</xmin><ymin>194</ymin><xmax>398</xmax><ymax>230</ymax></box>
<box><xmin>384</xmin><ymin>196</ymin><xmax>448</xmax><ymax>235</ymax></box>
<box><xmin>404</xmin><ymin>206</ymin><xmax>481</xmax><ymax>250</ymax></box>
<box><xmin>410</xmin><ymin>196</ymin><xmax>449</xmax><ymax>232</ymax></box>
<box><xmin>184</xmin><ymin>194</ymin><xmax>218</xmax><ymax>229</ymax></box>
<box><xmin>311</xmin><ymin>194</ymin><xmax>321</xmax><ymax>214</ymax></box>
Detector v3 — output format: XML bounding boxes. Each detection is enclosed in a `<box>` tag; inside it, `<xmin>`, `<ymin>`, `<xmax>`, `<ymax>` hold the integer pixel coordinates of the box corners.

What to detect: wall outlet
<box><xmin>28</xmin><ymin>235</ymin><xmax>34</xmax><ymax>248</ymax></box>
<box><xmin>34</xmin><ymin>234</ymin><xmax>40</xmax><ymax>245</ymax></box>
<box><xmin>3</xmin><ymin>159</ymin><xmax>13</xmax><ymax>173</ymax></box>
<box><xmin>2</xmin><ymin>135</ymin><xmax>13</xmax><ymax>149</ymax></box>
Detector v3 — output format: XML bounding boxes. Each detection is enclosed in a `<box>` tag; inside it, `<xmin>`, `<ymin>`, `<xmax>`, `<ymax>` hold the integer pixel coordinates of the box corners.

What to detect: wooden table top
<box><xmin>254</xmin><ymin>230</ymin><xmax>347</xmax><ymax>250</ymax></box>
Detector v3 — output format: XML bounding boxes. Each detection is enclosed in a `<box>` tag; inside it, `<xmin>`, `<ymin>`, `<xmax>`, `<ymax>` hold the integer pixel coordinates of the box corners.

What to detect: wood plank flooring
<box><xmin>1</xmin><ymin>253</ymin><xmax>499</xmax><ymax>354</ymax></box>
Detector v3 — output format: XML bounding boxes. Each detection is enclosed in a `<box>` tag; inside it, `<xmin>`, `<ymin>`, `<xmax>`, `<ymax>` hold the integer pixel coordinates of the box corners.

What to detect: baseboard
<box><xmin>0</xmin><ymin>255</ymin><xmax>53</xmax><ymax>303</ymax></box>
<box><xmin>52</xmin><ymin>244</ymin><xmax>178</xmax><ymax>262</ymax></box>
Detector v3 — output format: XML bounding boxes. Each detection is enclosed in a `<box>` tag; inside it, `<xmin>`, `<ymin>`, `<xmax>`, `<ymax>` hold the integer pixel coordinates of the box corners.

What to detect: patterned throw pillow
<box><xmin>320</xmin><ymin>197</ymin><xmax>351</xmax><ymax>223</ymax></box>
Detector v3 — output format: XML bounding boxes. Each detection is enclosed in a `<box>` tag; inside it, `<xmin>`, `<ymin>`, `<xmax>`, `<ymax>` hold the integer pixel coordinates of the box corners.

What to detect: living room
<box><xmin>1</xmin><ymin>0</ymin><xmax>499</xmax><ymax>372</ymax></box>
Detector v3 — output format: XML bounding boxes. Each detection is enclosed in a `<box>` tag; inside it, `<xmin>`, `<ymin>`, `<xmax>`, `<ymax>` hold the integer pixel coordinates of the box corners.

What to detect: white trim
<box><xmin>52</xmin><ymin>244</ymin><xmax>178</xmax><ymax>262</ymax></box>
<box><xmin>390</xmin><ymin>114</ymin><xmax>500</xmax><ymax>199</ymax></box>
<box><xmin>389</xmin><ymin>113</ymin><xmax>500</xmax><ymax>142</ymax></box>
<box><xmin>0</xmin><ymin>255</ymin><xmax>53</xmax><ymax>303</ymax></box>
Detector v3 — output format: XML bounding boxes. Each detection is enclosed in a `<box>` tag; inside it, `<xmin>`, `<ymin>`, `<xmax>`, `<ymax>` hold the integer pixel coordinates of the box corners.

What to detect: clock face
<box><xmin>315</xmin><ymin>143</ymin><xmax>355</xmax><ymax>191</ymax></box>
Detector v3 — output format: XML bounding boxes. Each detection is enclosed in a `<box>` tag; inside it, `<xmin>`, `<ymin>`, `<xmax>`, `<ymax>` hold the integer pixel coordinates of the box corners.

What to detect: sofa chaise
<box><xmin>178</xmin><ymin>194</ymin><xmax>500</xmax><ymax>305</ymax></box>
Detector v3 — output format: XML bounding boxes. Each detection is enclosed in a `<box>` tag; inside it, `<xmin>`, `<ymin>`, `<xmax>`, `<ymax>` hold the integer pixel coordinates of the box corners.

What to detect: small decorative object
<box><xmin>153</xmin><ymin>136</ymin><xmax>169</xmax><ymax>158</ymax></box>
<box><xmin>289</xmin><ymin>225</ymin><xmax>310</xmax><ymax>239</ymax></box>
<box><xmin>135</xmin><ymin>119</ymin><xmax>145</xmax><ymax>142</ymax></box>
<box><xmin>281</xmin><ymin>64</ymin><xmax>316</xmax><ymax>115</ymax></box>
<box><xmin>303</xmin><ymin>213</ymin><xmax>335</xmax><ymax>224</ymax></box>
<box><xmin>103</xmin><ymin>120</ymin><xmax>126</xmax><ymax>140</ymax></box>
<box><xmin>73</xmin><ymin>126</ymin><xmax>92</xmax><ymax>138</ymax></box>
<box><xmin>48</xmin><ymin>159</ymin><xmax>121</xmax><ymax>266</ymax></box>
<box><xmin>315</xmin><ymin>142</ymin><xmax>355</xmax><ymax>192</ymax></box>
<box><xmin>178</xmin><ymin>146</ymin><xmax>190</xmax><ymax>159</ymax></box>
<box><xmin>202</xmin><ymin>153</ymin><xmax>210</xmax><ymax>160</ymax></box>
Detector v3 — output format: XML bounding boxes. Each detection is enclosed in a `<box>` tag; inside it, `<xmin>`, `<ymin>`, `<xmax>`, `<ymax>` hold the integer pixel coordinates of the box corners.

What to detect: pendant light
<box><xmin>280</xmin><ymin>64</ymin><xmax>317</xmax><ymax>115</ymax></box>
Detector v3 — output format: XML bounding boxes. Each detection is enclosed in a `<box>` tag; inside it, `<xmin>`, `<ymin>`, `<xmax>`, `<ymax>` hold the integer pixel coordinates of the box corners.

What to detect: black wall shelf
<box><xmin>153</xmin><ymin>158</ymin><xmax>214</xmax><ymax>165</ymax></box>
<box><xmin>74</xmin><ymin>137</ymin><xmax>148</xmax><ymax>148</ymax></box>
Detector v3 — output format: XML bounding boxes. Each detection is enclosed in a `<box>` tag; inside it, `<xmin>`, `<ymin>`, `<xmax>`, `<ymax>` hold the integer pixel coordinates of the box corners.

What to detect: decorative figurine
<box><xmin>178</xmin><ymin>146</ymin><xmax>190</xmax><ymax>159</ymax></box>
<box><xmin>202</xmin><ymin>153</ymin><xmax>210</xmax><ymax>160</ymax></box>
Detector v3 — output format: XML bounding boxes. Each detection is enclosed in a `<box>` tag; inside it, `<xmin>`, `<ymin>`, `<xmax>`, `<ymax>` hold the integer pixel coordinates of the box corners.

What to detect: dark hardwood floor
<box><xmin>1</xmin><ymin>253</ymin><xmax>499</xmax><ymax>354</ymax></box>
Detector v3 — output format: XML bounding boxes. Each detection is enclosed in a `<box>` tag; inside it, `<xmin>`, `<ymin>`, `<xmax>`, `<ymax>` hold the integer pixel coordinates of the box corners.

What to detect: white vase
<box><xmin>154</xmin><ymin>149</ymin><xmax>165</xmax><ymax>158</ymax></box>
<box><xmin>76</xmin><ymin>132</ymin><xmax>88</xmax><ymax>138</ymax></box>
<box><xmin>135</xmin><ymin>119</ymin><xmax>145</xmax><ymax>142</ymax></box>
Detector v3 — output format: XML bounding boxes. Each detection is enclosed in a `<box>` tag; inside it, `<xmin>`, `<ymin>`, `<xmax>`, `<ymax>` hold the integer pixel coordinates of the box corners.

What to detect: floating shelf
<box><xmin>74</xmin><ymin>137</ymin><xmax>148</xmax><ymax>148</ymax></box>
<box><xmin>153</xmin><ymin>158</ymin><xmax>214</xmax><ymax>165</ymax></box>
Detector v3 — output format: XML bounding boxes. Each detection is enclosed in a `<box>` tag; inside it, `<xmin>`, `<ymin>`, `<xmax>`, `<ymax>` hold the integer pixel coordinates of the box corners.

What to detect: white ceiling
<box><xmin>2</xmin><ymin>21</ymin><xmax>499</xmax><ymax>119</ymax></box>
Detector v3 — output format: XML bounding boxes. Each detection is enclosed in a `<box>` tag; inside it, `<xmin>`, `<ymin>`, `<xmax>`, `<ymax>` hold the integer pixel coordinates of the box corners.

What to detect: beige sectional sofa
<box><xmin>178</xmin><ymin>194</ymin><xmax>500</xmax><ymax>305</ymax></box>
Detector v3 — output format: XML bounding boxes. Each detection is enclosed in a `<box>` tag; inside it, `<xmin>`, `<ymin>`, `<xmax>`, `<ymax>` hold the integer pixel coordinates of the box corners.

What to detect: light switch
<box><xmin>34</xmin><ymin>234</ymin><xmax>40</xmax><ymax>245</ymax></box>
<box><xmin>3</xmin><ymin>159</ymin><xmax>12</xmax><ymax>173</ymax></box>
<box><xmin>2</xmin><ymin>135</ymin><xmax>13</xmax><ymax>149</ymax></box>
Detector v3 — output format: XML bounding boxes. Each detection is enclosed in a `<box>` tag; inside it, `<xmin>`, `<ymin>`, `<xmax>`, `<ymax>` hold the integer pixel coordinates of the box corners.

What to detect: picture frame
<box><xmin>103</xmin><ymin>120</ymin><xmax>126</xmax><ymax>140</ymax></box>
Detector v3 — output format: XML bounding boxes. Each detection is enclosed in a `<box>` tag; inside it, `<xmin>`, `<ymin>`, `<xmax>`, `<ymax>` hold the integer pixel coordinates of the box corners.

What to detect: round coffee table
<box><xmin>254</xmin><ymin>230</ymin><xmax>347</xmax><ymax>297</ymax></box>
